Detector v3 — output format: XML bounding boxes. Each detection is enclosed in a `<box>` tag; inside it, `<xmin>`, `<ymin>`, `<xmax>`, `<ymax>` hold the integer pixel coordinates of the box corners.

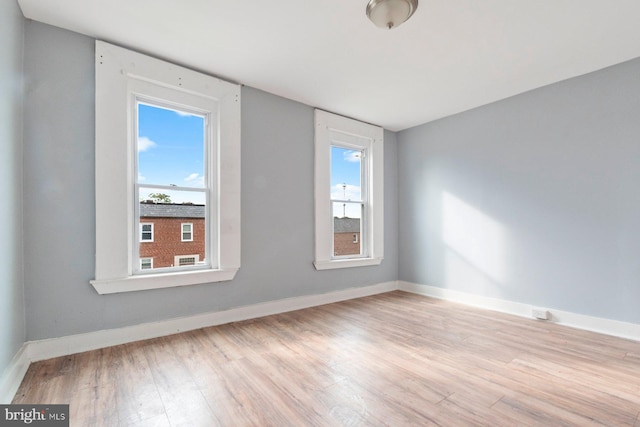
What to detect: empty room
<box><xmin>2</xmin><ymin>0</ymin><xmax>640</xmax><ymax>425</ymax></box>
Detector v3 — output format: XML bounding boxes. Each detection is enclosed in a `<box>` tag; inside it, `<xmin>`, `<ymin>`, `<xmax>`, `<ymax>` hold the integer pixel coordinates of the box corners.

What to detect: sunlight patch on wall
<box><xmin>442</xmin><ymin>192</ymin><xmax>508</xmax><ymax>284</ymax></box>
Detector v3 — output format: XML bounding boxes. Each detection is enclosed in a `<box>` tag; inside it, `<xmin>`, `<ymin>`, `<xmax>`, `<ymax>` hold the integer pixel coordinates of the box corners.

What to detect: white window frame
<box><xmin>91</xmin><ymin>41</ymin><xmax>241</xmax><ymax>294</ymax></box>
<box><xmin>140</xmin><ymin>223</ymin><xmax>154</xmax><ymax>242</ymax></box>
<box><xmin>140</xmin><ymin>258</ymin><xmax>153</xmax><ymax>270</ymax></box>
<box><xmin>314</xmin><ymin>110</ymin><xmax>384</xmax><ymax>270</ymax></box>
<box><xmin>181</xmin><ymin>223</ymin><xmax>193</xmax><ymax>242</ymax></box>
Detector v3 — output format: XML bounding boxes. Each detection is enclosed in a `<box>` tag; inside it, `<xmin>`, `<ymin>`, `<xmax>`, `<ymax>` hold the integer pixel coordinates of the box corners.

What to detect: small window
<box><xmin>140</xmin><ymin>223</ymin><xmax>154</xmax><ymax>242</ymax></box>
<box><xmin>181</xmin><ymin>223</ymin><xmax>193</xmax><ymax>242</ymax></box>
<box><xmin>314</xmin><ymin>110</ymin><xmax>384</xmax><ymax>270</ymax></box>
<box><xmin>175</xmin><ymin>254</ymin><xmax>200</xmax><ymax>266</ymax></box>
<box><xmin>331</xmin><ymin>146</ymin><xmax>365</xmax><ymax>258</ymax></box>
<box><xmin>179</xmin><ymin>257</ymin><xmax>196</xmax><ymax>266</ymax></box>
<box><xmin>140</xmin><ymin>258</ymin><xmax>153</xmax><ymax>270</ymax></box>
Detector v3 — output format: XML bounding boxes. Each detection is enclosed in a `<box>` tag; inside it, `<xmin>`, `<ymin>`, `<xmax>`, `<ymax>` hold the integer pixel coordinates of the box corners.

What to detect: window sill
<box><xmin>313</xmin><ymin>257</ymin><xmax>383</xmax><ymax>270</ymax></box>
<box><xmin>90</xmin><ymin>268</ymin><xmax>238</xmax><ymax>294</ymax></box>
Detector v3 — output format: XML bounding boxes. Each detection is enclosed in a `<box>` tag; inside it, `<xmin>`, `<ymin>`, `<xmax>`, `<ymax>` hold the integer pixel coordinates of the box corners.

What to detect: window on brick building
<box><xmin>181</xmin><ymin>223</ymin><xmax>193</xmax><ymax>242</ymax></box>
<box><xmin>92</xmin><ymin>41</ymin><xmax>240</xmax><ymax>294</ymax></box>
<box><xmin>176</xmin><ymin>255</ymin><xmax>199</xmax><ymax>266</ymax></box>
<box><xmin>140</xmin><ymin>223</ymin><xmax>154</xmax><ymax>242</ymax></box>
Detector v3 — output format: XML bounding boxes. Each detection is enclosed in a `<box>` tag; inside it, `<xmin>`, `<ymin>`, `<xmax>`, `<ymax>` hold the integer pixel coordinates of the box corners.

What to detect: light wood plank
<box><xmin>13</xmin><ymin>291</ymin><xmax>640</xmax><ymax>426</ymax></box>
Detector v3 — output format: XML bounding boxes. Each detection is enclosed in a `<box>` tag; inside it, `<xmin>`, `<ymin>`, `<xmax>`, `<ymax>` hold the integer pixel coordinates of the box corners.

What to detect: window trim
<box><xmin>314</xmin><ymin>110</ymin><xmax>384</xmax><ymax>270</ymax></box>
<box><xmin>181</xmin><ymin>223</ymin><xmax>194</xmax><ymax>242</ymax></box>
<box><xmin>91</xmin><ymin>41</ymin><xmax>241</xmax><ymax>294</ymax></box>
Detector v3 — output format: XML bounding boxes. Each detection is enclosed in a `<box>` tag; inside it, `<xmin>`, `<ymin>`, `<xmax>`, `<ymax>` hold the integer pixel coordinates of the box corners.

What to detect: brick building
<box><xmin>139</xmin><ymin>202</ymin><xmax>206</xmax><ymax>269</ymax></box>
<box><xmin>138</xmin><ymin>202</ymin><xmax>360</xmax><ymax>265</ymax></box>
<box><xmin>333</xmin><ymin>217</ymin><xmax>361</xmax><ymax>256</ymax></box>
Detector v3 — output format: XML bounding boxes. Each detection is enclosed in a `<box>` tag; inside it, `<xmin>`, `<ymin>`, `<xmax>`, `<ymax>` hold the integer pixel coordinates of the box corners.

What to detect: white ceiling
<box><xmin>18</xmin><ymin>0</ymin><xmax>640</xmax><ymax>131</ymax></box>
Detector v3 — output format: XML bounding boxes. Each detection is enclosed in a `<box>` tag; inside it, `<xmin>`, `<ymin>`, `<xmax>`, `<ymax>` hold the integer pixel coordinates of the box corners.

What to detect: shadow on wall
<box><xmin>441</xmin><ymin>191</ymin><xmax>511</xmax><ymax>297</ymax></box>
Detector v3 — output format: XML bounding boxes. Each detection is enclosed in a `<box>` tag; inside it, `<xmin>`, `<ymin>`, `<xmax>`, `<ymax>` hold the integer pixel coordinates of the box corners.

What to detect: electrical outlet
<box><xmin>531</xmin><ymin>308</ymin><xmax>549</xmax><ymax>320</ymax></box>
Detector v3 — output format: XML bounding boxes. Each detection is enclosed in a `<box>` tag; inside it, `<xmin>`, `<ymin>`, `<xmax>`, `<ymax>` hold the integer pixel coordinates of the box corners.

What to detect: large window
<box><xmin>135</xmin><ymin>102</ymin><xmax>206</xmax><ymax>274</ymax></box>
<box><xmin>92</xmin><ymin>41</ymin><xmax>241</xmax><ymax>294</ymax></box>
<box><xmin>314</xmin><ymin>110</ymin><xmax>384</xmax><ymax>270</ymax></box>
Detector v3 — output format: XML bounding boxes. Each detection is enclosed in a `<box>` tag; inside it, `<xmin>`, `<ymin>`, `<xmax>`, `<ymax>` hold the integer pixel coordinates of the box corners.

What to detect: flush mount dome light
<box><xmin>366</xmin><ymin>0</ymin><xmax>418</xmax><ymax>29</ymax></box>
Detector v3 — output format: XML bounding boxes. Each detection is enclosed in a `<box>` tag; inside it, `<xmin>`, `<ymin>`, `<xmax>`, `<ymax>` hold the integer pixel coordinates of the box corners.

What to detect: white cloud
<box><xmin>184</xmin><ymin>173</ymin><xmax>205</xmax><ymax>187</ymax></box>
<box><xmin>138</xmin><ymin>136</ymin><xmax>157</xmax><ymax>152</ymax></box>
<box><xmin>174</xmin><ymin>110</ymin><xmax>198</xmax><ymax>118</ymax></box>
<box><xmin>344</xmin><ymin>150</ymin><xmax>361</xmax><ymax>163</ymax></box>
<box><xmin>138</xmin><ymin>173</ymin><xmax>146</xmax><ymax>181</ymax></box>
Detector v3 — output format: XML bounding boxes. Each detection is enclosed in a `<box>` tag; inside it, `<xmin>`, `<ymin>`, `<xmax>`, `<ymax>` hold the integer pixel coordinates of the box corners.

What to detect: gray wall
<box><xmin>0</xmin><ymin>1</ymin><xmax>25</xmax><ymax>377</ymax></box>
<box><xmin>24</xmin><ymin>11</ymin><xmax>640</xmax><ymax>343</ymax></box>
<box><xmin>398</xmin><ymin>58</ymin><xmax>640</xmax><ymax>324</ymax></box>
<box><xmin>23</xmin><ymin>21</ymin><xmax>398</xmax><ymax>341</ymax></box>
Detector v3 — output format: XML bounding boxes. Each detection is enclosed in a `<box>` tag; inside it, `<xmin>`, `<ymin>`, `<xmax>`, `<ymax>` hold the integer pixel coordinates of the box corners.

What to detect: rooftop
<box><xmin>140</xmin><ymin>202</ymin><xmax>205</xmax><ymax>219</ymax></box>
<box><xmin>334</xmin><ymin>217</ymin><xmax>360</xmax><ymax>233</ymax></box>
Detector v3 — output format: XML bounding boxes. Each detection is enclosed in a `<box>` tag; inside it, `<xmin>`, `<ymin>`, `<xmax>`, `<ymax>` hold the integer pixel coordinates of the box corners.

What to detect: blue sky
<box><xmin>137</xmin><ymin>103</ymin><xmax>362</xmax><ymax>213</ymax></box>
<box><xmin>137</xmin><ymin>103</ymin><xmax>206</xmax><ymax>204</ymax></box>
<box><xmin>331</xmin><ymin>146</ymin><xmax>362</xmax><ymax>218</ymax></box>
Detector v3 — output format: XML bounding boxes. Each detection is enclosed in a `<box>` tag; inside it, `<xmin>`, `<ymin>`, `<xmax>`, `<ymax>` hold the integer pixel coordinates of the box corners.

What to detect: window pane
<box><xmin>182</xmin><ymin>223</ymin><xmax>193</xmax><ymax>241</ymax></box>
<box><xmin>330</xmin><ymin>144</ymin><xmax>366</xmax><ymax>258</ymax></box>
<box><xmin>332</xmin><ymin>200</ymin><xmax>362</xmax><ymax>220</ymax></box>
<box><xmin>179</xmin><ymin>257</ymin><xmax>196</xmax><ymax>266</ymax></box>
<box><xmin>140</xmin><ymin>223</ymin><xmax>153</xmax><ymax>241</ymax></box>
<box><xmin>331</xmin><ymin>146</ymin><xmax>362</xmax><ymax>202</ymax></box>
<box><xmin>137</xmin><ymin>103</ymin><xmax>205</xmax><ymax>189</ymax></box>
<box><xmin>333</xmin><ymin>201</ymin><xmax>363</xmax><ymax>257</ymax></box>
<box><xmin>139</xmin><ymin>189</ymin><xmax>206</xmax><ymax>270</ymax></box>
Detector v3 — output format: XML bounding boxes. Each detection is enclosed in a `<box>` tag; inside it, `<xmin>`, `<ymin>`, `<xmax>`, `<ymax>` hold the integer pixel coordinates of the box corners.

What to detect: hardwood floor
<box><xmin>13</xmin><ymin>291</ymin><xmax>640</xmax><ymax>426</ymax></box>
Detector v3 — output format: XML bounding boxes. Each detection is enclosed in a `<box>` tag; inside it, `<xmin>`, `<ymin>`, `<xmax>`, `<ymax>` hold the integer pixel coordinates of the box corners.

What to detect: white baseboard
<box><xmin>25</xmin><ymin>280</ymin><xmax>399</xmax><ymax>364</ymax></box>
<box><xmin>8</xmin><ymin>279</ymin><xmax>637</xmax><ymax>403</ymax></box>
<box><xmin>0</xmin><ymin>281</ymin><xmax>397</xmax><ymax>402</ymax></box>
<box><xmin>0</xmin><ymin>345</ymin><xmax>30</xmax><ymax>404</ymax></box>
<box><xmin>399</xmin><ymin>281</ymin><xmax>640</xmax><ymax>342</ymax></box>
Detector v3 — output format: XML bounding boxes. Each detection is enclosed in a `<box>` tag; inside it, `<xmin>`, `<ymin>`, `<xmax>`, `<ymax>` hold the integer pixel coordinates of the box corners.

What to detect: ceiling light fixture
<box><xmin>366</xmin><ymin>0</ymin><xmax>418</xmax><ymax>29</ymax></box>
